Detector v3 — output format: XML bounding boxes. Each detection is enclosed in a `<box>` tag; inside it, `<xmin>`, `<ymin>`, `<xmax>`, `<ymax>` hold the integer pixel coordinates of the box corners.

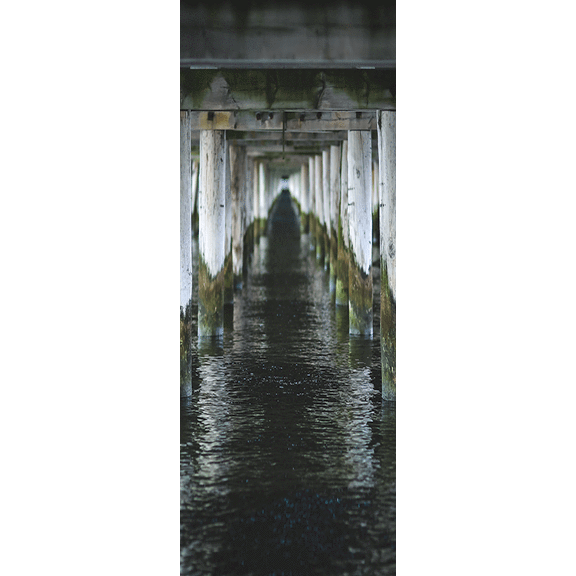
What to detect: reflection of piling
<box><xmin>180</xmin><ymin>111</ymin><xmax>193</xmax><ymax>396</ymax></box>
<box><xmin>198</xmin><ymin>130</ymin><xmax>226</xmax><ymax>339</ymax></box>
<box><xmin>347</xmin><ymin>131</ymin><xmax>373</xmax><ymax>336</ymax></box>
<box><xmin>378</xmin><ymin>111</ymin><xmax>396</xmax><ymax>398</ymax></box>
<box><xmin>336</xmin><ymin>140</ymin><xmax>349</xmax><ymax>308</ymax></box>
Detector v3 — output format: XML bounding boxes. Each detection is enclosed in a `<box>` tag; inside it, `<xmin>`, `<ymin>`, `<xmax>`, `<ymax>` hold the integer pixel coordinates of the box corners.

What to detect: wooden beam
<box><xmin>187</xmin><ymin>110</ymin><xmax>377</xmax><ymax>132</ymax></box>
<box><xmin>224</xmin><ymin>131</ymin><xmax>350</xmax><ymax>142</ymax></box>
<box><xmin>181</xmin><ymin>69</ymin><xmax>395</xmax><ymax>111</ymax></box>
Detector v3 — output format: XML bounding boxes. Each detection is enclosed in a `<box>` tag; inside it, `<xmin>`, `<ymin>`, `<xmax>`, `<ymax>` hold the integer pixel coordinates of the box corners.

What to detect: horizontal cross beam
<box><xmin>180</xmin><ymin>69</ymin><xmax>395</xmax><ymax>111</ymax></box>
<box><xmin>183</xmin><ymin>110</ymin><xmax>377</xmax><ymax>131</ymax></box>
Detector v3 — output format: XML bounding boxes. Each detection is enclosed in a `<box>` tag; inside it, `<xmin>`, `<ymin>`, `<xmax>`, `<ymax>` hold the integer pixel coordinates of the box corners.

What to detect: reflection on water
<box><xmin>181</xmin><ymin>192</ymin><xmax>395</xmax><ymax>575</ymax></box>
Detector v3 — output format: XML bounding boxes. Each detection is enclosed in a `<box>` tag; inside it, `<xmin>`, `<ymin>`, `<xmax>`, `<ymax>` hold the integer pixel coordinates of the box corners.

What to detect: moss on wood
<box><xmin>198</xmin><ymin>255</ymin><xmax>225</xmax><ymax>337</ymax></box>
<box><xmin>348</xmin><ymin>250</ymin><xmax>373</xmax><ymax>335</ymax></box>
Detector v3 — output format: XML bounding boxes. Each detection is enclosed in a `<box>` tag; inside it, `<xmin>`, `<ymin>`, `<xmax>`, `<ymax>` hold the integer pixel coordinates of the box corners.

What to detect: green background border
<box><xmin>0</xmin><ymin>1</ymin><xmax>574</xmax><ymax>576</ymax></box>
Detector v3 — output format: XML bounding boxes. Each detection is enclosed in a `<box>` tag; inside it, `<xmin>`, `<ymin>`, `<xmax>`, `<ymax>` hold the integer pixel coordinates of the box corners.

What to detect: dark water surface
<box><xmin>181</xmin><ymin>193</ymin><xmax>396</xmax><ymax>575</ymax></box>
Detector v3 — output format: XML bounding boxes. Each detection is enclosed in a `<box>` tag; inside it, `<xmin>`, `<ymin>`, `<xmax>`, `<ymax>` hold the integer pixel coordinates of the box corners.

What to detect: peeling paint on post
<box><xmin>378</xmin><ymin>110</ymin><xmax>396</xmax><ymax>398</ymax></box>
<box><xmin>329</xmin><ymin>145</ymin><xmax>340</xmax><ymax>299</ymax></box>
<box><xmin>347</xmin><ymin>131</ymin><xmax>373</xmax><ymax>336</ymax></box>
<box><xmin>230</xmin><ymin>143</ymin><xmax>246</xmax><ymax>291</ymax></box>
<box><xmin>336</xmin><ymin>140</ymin><xmax>349</xmax><ymax>307</ymax></box>
<box><xmin>181</xmin><ymin>111</ymin><xmax>193</xmax><ymax>396</ymax></box>
<box><xmin>199</xmin><ymin>130</ymin><xmax>226</xmax><ymax>339</ymax></box>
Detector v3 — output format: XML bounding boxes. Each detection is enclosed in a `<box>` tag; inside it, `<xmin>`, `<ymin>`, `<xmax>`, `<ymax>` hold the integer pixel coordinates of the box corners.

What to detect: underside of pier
<box><xmin>180</xmin><ymin>0</ymin><xmax>396</xmax><ymax>398</ymax></box>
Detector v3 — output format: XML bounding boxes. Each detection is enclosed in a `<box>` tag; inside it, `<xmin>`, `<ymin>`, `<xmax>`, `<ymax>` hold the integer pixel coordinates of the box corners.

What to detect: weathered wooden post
<box><xmin>180</xmin><ymin>111</ymin><xmax>193</xmax><ymax>396</ymax></box>
<box><xmin>315</xmin><ymin>154</ymin><xmax>324</xmax><ymax>262</ymax></box>
<box><xmin>372</xmin><ymin>159</ymin><xmax>379</xmax><ymax>259</ymax></box>
<box><xmin>336</xmin><ymin>140</ymin><xmax>349</xmax><ymax>308</ymax></box>
<box><xmin>259</xmin><ymin>160</ymin><xmax>267</xmax><ymax>235</ymax></box>
<box><xmin>308</xmin><ymin>156</ymin><xmax>316</xmax><ymax>251</ymax></box>
<box><xmin>191</xmin><ymin>159</ymin><xmax>199</xmax><ymax>232</ymax></box>
<box><xmin>253</xmin><ymin>159</ymin><xmax>260</xmax><ymax>240</ymax></box>
<box><xmin>198</xmin><ymin>130</ymin><xmax>226</xmax><ymax>339</ymax></box>
<box><xmin>230</xmin><ymin>143</ymin><xmax>246</xmax><ymax>291</ymax></box>
<box><xmin>224</xmin><ymin>141</ymin><xmax>234</xmax><ymax>305</ymax></box>
<box><xmin>301</xmin><ymin>162</ymin><xmax>309</xmax><ymax>233</ymax></box>
<box><xmin>322</xmin><ymin>149</ymin><xmax>331</xmax><ymax>271</ymax></box>
<box><xmin>244</xmin><ymin>156</ymin><xmax>254</xmax><ymax>271</ymax></box>
<box><xmin>378</xmin><ymin>110</ymin><xmax>396</xmax><ymax>398</ymax></box>
<box><xmin>329</xmin><ymin>145</ymin><xmax>340</xmax><ymax>299</ymax></box>
<box><xmin>347</xmin><ymin>131</ymin><xmax>373</xmax><ymax>336</ymax></box>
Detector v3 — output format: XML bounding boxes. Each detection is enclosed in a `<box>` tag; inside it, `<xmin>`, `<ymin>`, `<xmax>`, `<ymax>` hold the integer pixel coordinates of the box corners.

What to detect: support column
<box><xmin>301</xmin><ymin>162</ymin><xmax>309</xmax><ymax>233</ymax></box>
<box><xmin>336</xmin><ymin>140</ymin><xmax>349</xmax><ymax>307</ymax></box>
<box><xmin>180</xmin><ymin>111</ymin><xmax>193</xmax><ymax>396</ymax></box>
<box><xmin>348</xmin><ymin>131</ymin><xmax>373</xmax><ymax>336</ymax></box>
<box><xmin>253</xmin><ymin>159</ymin><xmax>260</xmax><ymax>240</ymax></box>
<box><xmin>230</xmin><ymin>143</ymin><xmax>246</xmax><ymax>291</ymax></box>
<box><xmin>329</xmin><ymin>145</ymin><xmax>340</xmax><ymax>298</ymax></box>
<box><xmin>315</xmin><ymin>154</ymin><xmax>324</xmax><ymax>262</ymax></box>
<box><xmin>308</xmin><ymin>156</ymin><xmax>316</xmax><ymax>250</ymax></box>
<box><xmin>198</xmin><ymin>130</ymin><xmax>226</xmax><ymax>339</ymax></box>
<box><xmin>259</xmin><ymin>161</ymin><xmax>267</xmax><ymax>234</ymax></box>
<box><xmin>372</xmin><ymin>159</ymin><xmax>380</xmax><ymax>259</ymax></box>
<box><xmin>244</xmin><ymin>156</ymin><xmax>254</xmax><ymax>269</ymax></box>
<box><xmin>191</xmin><ymin>159</ymin><xmax>199</xmax><ymax>234</ymax></box>
<box><xmin>322</xmin><ymin>149</ymin><xmax>331</xmax><ymax>271</ymax></box>
<box><xmin>378</xmin><ymin>111</ymin><xmax>396</xmax><ymax>398</ymax></box>
<box><xmin>224</xmin><ymin>140</ymin><xmax>233</xmax><ymax>305</ymax></box>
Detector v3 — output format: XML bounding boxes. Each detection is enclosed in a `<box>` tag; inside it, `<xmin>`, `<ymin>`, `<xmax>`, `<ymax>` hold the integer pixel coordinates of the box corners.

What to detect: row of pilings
<box><xmin>181</xmin><ymin>112</ymin><xmax>395</xmax><ymax>399</ymax></box>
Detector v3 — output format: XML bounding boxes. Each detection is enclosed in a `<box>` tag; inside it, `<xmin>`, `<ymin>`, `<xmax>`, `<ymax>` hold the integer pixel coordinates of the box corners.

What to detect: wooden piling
<box><xmin>336</xmin><ymin>140</ymin><xmax>349</xmax><ymax>307</ymax></box>
<box><xmin>347</xmin><ymin>131</ymin><xmax>373</xmax><ymax>336</ymax></box>
<box><xmin>308</xmin><ymin>156</ymin><xmax>316</xmax><ymax>250</ymax></box>
<box><xmin>322</xmin><ymin>149</ymin><xmax>331</xmax><ymax>271</ymax></box>
<box><xmin>180</xmin><ymin>111</ymin><xmax>193</xmax><ymax>396</ymax></box>
<box><xmin>224</xmin><ymin>140</ymin><xmax>233</xmax><ymax>305</ymax></box>
<box><xmin>230</xmin><ymin>143</ymin><xmax>246</xmax><ymax>291</ymax></box>
<box><xmin>301</xmin><ymin>162</ymin><xmax>309</xmax><ymax>233</ymax></box>
<box><xmin>198</xmin><ymin>130</ymin><xmax>226</xmax><ymax>339</ymax></box>
<box><xmin>315</xmin><ymin>154</ymin><xmax>324</xmax><ymax>262</ymax></box>
<box><xmin>378</xmin><ymin>110</ymin><xmax>396</xmax><ymax>398</ymax></box>
<box><xmin>329</xmin><ymin>145</ymin><xmax>340</xmax><ymax>299</ymax></box>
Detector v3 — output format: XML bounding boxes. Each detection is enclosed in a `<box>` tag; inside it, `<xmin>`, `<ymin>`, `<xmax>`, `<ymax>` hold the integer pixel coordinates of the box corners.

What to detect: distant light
<box><xmin>357</xmin><ymin>66</ymin><xmax>375</xmax><ymax>70</ymax></box>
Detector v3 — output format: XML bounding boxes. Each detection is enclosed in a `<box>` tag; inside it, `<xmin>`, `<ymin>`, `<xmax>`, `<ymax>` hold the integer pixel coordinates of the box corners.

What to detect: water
<box><xmin>181</xmin><ymin>192</ymin><xmax>396</xmax><ymax>575</ymax></box>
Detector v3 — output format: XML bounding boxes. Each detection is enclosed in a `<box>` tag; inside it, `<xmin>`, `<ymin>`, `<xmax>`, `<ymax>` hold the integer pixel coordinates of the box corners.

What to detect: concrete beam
<box><xmin>180</xmin><ymin>69</ymin><xmax>395</xmax><ymax>111</ymax></box>
<box><xmin>181</xmin><ymin>1</ymin><xmax>395</xmax><ymax>69</ymax></box>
